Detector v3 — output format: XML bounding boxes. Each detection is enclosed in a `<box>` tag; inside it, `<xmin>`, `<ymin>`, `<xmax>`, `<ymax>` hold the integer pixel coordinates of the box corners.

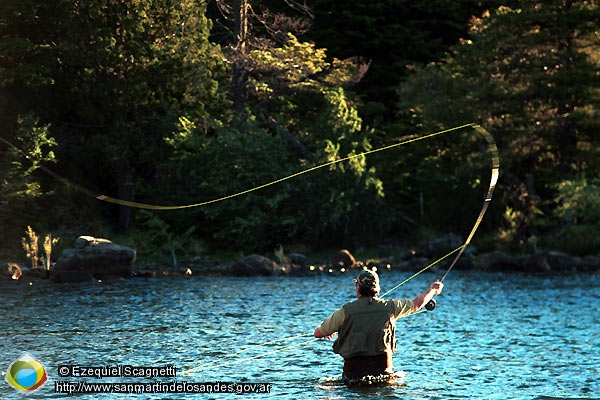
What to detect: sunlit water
<box><xmin>1</xmin><ymin>270</ymin><xmax>599</xmax><ymax>399</ymax></box>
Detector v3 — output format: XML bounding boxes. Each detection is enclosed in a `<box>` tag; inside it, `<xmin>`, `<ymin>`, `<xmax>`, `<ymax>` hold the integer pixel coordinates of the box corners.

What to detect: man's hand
<box><xmin>429</xmin><ymin>280</ymin><xmax>444</xmax><ymax>295</ymax></box>
<box><xmin>314</xmin><ymin>327</ymin><xmax>334</xmax><ymax>340</ymax></box>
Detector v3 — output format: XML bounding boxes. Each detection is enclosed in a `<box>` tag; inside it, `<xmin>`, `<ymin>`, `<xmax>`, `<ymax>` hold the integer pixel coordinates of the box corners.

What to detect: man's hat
<box><xmin>353</xmin><ymin>268</ymin><xmax>380</xmax><ymax>291</ymax></box>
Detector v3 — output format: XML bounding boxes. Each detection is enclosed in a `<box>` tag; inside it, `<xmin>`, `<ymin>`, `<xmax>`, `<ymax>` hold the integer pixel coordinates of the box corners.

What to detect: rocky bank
<box><xmin>2</xmin><ymin>234</ymin><xmax>599</xmax><ymax>284</ymax></box>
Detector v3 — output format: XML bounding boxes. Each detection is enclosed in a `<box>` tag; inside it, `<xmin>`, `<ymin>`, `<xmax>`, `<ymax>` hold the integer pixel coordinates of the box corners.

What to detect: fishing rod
<box><xmin>383</xmin><ymin>124</ymin><xmax>500</xmax><ymax>312</ymax></box>
<box><xmin>442</xmin><ymin>125</ymin><xmax>499</xmax><ymax>281</ymax></box>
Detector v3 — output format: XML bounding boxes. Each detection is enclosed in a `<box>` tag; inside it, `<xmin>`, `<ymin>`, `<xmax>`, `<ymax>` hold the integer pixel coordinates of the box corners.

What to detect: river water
<box><xmin>1</xmin><ymin>270</ymin><xmax>598</xmax><ymax>399</ymax></box>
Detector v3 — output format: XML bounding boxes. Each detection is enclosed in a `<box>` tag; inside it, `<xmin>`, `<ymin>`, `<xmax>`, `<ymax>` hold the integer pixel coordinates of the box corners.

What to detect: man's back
<box><xmin>334</xmin><ymin>297</ymin><xmax>410</xmax><ymax>358</ymax></box>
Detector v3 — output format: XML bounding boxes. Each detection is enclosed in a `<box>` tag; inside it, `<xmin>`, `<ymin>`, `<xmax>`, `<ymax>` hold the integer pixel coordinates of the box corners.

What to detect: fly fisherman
<box><xmin>313</xmin><ymin>269</ymin><xmax>443</xmax><ymax>384</ymax></box>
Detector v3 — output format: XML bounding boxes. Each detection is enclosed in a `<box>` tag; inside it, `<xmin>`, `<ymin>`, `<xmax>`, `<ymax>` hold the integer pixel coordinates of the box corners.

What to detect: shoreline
<box><xmin>3</xmin><ymin>248</ymin><xmax>599</xmax><ymax>285</ymax></box>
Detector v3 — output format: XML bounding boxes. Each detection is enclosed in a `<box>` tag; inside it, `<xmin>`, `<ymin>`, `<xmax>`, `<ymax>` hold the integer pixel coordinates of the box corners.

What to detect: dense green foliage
<box><xmin>158</xmin><ymin>34</ymin><xmax>389</xmax><ymax>252</ymax></box>
<box><xmin>1</xmin><ymin>0</ymin><xmax>599</xmax><ymax>261</ymax></box>
<box><xmin>397</xmin><ymin>0</ymin><xmax>600</xmax><ymax>253</ymax></box>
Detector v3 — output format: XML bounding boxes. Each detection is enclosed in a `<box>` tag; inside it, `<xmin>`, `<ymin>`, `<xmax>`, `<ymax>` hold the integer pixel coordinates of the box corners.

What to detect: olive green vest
<box><xmin>333</xmin><ymin>297</ymin><xmax>398</xmax><ymax>358</ymax></box>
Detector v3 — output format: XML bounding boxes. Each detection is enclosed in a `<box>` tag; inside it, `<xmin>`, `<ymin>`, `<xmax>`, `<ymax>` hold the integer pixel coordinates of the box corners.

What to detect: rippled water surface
<box><xmin>1</xmin><ymin>270</ymin><xmax>599</xmax><ymax>399</ymax></box>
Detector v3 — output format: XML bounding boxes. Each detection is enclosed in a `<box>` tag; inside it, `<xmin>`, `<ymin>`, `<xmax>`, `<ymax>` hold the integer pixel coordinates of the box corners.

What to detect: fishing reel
<box><xmin>425</xmin><ymin>298</ymin><xmax>436</xmax><ymax>311</ymax></box>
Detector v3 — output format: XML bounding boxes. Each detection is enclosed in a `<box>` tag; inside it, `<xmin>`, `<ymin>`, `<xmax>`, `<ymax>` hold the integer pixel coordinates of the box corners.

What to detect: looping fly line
<box><xmin>2</xmin><ymin>122</ymin><xmax>483</xmax><ymax>210</ymax></box>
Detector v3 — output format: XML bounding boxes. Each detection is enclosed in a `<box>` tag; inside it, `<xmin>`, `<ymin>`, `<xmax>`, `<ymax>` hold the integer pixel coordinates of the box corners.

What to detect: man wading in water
<box><xmin>313</xmin><ymin>269</ymin><xmax>444</xmax><ymax>384</ymax></box>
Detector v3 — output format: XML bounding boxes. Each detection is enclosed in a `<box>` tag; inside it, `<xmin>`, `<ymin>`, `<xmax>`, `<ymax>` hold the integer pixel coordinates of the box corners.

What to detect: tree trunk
<box><xmin>233</xmin><ymin>0</ymin><xmax>248</xmax><ymax>112</ymax></box>
<box><xmin>117</xmin><ymin>171</ymin><xmax>135</xmax><ymax>232</ymax></box>
<box><xmin>266</xmin><ymin>116</ymin><xmax>315</xmax><ymax>161</ymax></box>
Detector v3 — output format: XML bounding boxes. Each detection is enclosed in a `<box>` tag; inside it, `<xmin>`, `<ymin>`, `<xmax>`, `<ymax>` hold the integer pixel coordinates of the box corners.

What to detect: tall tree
<box><xmin>396</xmin><ymin>1</ymin><xmax>600</xmax><ymax>251</ymax></box>
<box><xmin>0</xmin><ymin>114</ymin><xmax>56</xmax><ymax>248</ymax></box>
<box><xmin>1</xmin><ymin>0</ymin><xmax>226</xmax><ymax>232</ymax></box>
<box><xmin>209</xmin><ymin>0</ymin><xmax>312</xmax><ymax>114</ymax></box>
<box><xmin>164</xmin><ymin>33</ymin><xmax>388</xmax><ymax>251</ymax></box>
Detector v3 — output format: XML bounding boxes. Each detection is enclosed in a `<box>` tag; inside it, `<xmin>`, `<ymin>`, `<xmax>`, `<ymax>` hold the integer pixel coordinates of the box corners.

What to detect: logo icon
<box><xmin>6</xmin><ymin>353</ymin><xmax>48</xmax><ymax>394</ymax></box>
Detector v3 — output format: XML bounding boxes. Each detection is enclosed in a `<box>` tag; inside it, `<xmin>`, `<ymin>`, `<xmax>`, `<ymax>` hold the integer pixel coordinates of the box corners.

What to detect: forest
<box><xmin>1</xmin><ymin>0</ymin><xmax>599</xmax><ymax>266</ymax></box>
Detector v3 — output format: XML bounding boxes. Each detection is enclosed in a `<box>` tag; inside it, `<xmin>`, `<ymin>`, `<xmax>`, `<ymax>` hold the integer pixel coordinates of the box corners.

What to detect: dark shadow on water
<box><xmin>317</xmin><ymin>373</ymin><xmax>409</xmax><ymax>398</ymax></box>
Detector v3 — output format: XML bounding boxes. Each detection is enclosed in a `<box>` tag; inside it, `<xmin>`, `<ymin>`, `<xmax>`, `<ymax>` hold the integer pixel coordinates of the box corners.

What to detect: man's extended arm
<box><xmin>412</xmin><ymin>280</ymin><xmax>444</xmax><ymax>312</ymax></box>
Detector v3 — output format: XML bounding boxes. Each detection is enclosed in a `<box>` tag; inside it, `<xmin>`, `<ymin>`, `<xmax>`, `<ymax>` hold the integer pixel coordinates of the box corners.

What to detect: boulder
<box><xmin>424</xmin><ymin>233</ymin><xmax>474</xmax><ymax>270</ymax></box>
<box><xmin>227</xmin><ymin>254</ymin><xmax>283</xmax><ymax>276</ymax></box>
<box><xmin>398</xmin><ymin>257</ymin><xmax>439</xmax><ymax>273</ymax></box>
<box><xmin>332</xmin><ymin>249</ymin><xmax>356</xmax><ymax>269</ymax></box>
<box><xmin>288</xmin><ymin>253</ymin><xmax>308</xmax><ymax>267</ymax></box>
<box><xmin>424</xmin><ymin>233</ymin><xmax>464</xmax><ymax>258</ymax></box>
<box><xmin>545</xmin><ymin>251</ymin><xmax>581</xmax><ymax>272</ymax></box>
<box><xmin>580</xmin><ymin>254</ymin><xmax>600</xmax><ymax>272</ymax></box>
<box><xmin>283</xmin><ymin>253</ymin><xmax>316</xmax><ymax>276</ymax></box>
<box><xmin>481</xmin><ymin>250</ymin><xmax>525</xmax><ymax>272</ymax></box>
<box><xmin>523</xmin><ymin>251</ymin><xmax>581</xmax><ymax>273</ymax></box>
<box><xmin>521</xmin><ymin>252</ymin><xmax>553</xmax><ymax>273</ymax></box>
<box><xmin>54</xmin><ymin>236</ymin><xmax>136</xmax><ymax>280</ymax></box>
<box><xmin>482</xmin><ymin>250</ymin><xmax>584</xmax><ymax>273</ymax></box>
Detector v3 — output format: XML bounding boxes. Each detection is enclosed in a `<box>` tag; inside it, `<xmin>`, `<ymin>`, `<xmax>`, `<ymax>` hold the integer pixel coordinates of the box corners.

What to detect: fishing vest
<box><xmin>333</xmin><ymin>297</ymin><xmax>398</xmax><ymax>358</ymax></box>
